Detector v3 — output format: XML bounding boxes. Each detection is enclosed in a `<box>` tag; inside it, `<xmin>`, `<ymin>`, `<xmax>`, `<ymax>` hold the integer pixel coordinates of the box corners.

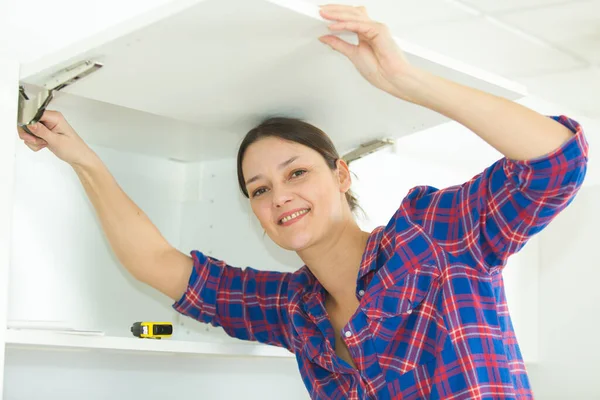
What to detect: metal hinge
<box><xmin>342</xmin><ymin>138</ymin><xmax>395</xmax><ymax>164</ymax></box>
<box><xmin>18</xmin><ymin>60</ymin><xmax>103</xmax><ymax>134</ymax></box>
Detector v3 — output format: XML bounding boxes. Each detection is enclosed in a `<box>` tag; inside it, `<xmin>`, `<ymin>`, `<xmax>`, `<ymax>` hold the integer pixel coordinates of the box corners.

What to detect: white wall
<box><xmin>515</xmin><ymin>100</ymin><xmax>599</xmax><ymax>399</ymax></box>
<box><xmin>527</xmin><ymin>185</ymin><xmax>600</xmax><ymax>399</ymax></box>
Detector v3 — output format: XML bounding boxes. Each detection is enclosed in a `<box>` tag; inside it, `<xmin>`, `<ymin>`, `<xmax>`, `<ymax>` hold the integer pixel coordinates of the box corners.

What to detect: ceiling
<box><xmin>305</xmin><ymin>0</ymin><xmax>600</xmax><ymax>119</ymax></box>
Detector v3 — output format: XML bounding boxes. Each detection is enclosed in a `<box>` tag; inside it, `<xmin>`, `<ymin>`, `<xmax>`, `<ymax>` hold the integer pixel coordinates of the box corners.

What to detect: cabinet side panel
<box><xmin>0</xmin><ymin>54</ymin><xmax>19</xmax><ymax>398</ymax></box>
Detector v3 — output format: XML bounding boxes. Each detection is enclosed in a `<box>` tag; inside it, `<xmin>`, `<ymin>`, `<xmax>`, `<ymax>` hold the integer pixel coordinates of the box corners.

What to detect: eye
<box><xmin>251</xmin><ymin>187</ymin><xmax>268</xmax><ymax>198</ymax></box>
<box><xmin>290</xmin><ymin>169</ymin><xmax>307</xmax><ymax>179</ymax></box>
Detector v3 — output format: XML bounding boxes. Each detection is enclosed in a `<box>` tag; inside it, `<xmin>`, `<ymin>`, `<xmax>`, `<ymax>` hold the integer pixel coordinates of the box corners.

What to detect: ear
<box><xmin>335</xmin><ymin>159</ymin><xmax>352</xmax><ymax>193</ymax></box>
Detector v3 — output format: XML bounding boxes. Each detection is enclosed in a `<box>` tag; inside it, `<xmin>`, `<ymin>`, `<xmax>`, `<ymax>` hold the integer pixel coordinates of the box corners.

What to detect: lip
<box><xmin>277</xmin><ymin>208</ymin><xmax>311</xmax><ymax>225</ymax></box>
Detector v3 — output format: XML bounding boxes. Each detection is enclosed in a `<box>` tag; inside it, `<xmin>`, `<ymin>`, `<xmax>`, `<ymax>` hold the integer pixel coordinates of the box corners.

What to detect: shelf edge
<box><xmin>5</xmin><ymin>329</ymin><xmax>295</xmax><ymax>359</ymax></box>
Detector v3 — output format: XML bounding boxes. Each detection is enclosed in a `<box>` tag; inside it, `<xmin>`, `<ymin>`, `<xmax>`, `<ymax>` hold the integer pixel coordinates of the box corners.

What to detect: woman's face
<box><xmin>242</xmin><ymin>137</ymin><xmax>352</xmax><ymax>252</ymax></box>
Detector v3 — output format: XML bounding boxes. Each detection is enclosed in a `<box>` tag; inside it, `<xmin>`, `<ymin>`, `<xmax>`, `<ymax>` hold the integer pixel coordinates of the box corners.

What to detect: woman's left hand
<box><xmin>319</xmin><ymin>5</ymin><xmax>417</xmax><ymax>100</ymax></box>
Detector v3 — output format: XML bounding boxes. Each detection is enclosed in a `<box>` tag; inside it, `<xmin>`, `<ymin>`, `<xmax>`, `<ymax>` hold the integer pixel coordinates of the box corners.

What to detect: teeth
<box><xmin>281</xmin><ymin>209</ymin><xmax>309</xmax><ymax>223</ymax></box>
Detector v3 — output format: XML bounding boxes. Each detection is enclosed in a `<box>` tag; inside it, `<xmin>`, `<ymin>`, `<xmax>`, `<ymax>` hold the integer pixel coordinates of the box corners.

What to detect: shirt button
<box><xmin>344</xmin><ymin>330</ymin><xmax>352</xmax><ymax>338</ymax></box>
<box><xmin>406</xmin><ymin>308</ymin><xmax>413</xmax><ymax>314</ymax></box>
<box><xmin>358</xmin><ymin>290</ymin><xmax>365</xmax><ymax>297</ymax></box>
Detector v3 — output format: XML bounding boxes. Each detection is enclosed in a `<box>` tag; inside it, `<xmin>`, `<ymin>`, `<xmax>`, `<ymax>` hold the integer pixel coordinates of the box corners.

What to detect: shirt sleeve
<box><xmin>172</xmin><ymin>250</ymin><xmax>294</xmax><ymax>351</ymax></box>
<box><xmin>409</xmin><ymin>115</ymin><xmax>589</xmax><ymax>274</ymax></box>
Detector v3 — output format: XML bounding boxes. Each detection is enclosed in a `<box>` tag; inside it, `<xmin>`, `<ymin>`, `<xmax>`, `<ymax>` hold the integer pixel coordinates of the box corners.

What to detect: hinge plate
<box><xmin>18</xmin><ymin>60</ymin><xmax>103</xmax><ymax>133</ymax></box>
<box><xmin>342</xmin><ymin>138</ymin><xmax>395</xmax><ymax>164</ymax></box>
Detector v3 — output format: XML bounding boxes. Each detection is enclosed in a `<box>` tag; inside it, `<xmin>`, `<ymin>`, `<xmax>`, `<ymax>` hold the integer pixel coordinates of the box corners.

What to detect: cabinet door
<box><xmin>18</xmin><ymin>0</ymin><xmax>525</xmax><ymax>163</ymax></box>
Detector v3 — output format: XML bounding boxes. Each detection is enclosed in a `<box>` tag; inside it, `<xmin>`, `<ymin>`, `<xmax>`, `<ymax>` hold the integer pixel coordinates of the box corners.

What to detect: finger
<box><xmin>18</xmin><ymin>126</ymin><xmax>39</xmax><ymax>141</ymax></box>
<box><xmin>328</xmin><ymin>21</ymin><xmax>382</xmax><ymax>41</ymax></box>
<box><xmin>18</xmin><ymin>126</ymin><xmax>48</xmax><ymax>146</ymax></box>
<box><xmin>24</xmin><ymin>141</ymin><xmax>47</xmax><ymax>152</ymax></box>
<box><xmin>319</xmin><ymin>35</ymin><xmax>357</xmax><ymax>58</ymax></box>
<box><xmin>319</xmin><ymin>4</ymin><xmax>368</xmax><ymax>14</ymax></box>
<box><xmin>319</xmin><ymin>5</ymin><xmax>369</xmax><ymax>22</ymax></box>
<box><xmin>26</xmin><ymin>121</ymin><xmax>54</xmax><ymax>142</ymax></box>
<box><xmin>38</xmin><ymin>110</ymin><xmax>64</xmax><ymax>131</ymax></box>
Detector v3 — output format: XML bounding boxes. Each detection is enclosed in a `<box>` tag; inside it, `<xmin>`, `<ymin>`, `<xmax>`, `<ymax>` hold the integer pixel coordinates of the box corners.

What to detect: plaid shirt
<box><xmin>174</xmin><ymin>115</ymin><xmax>588</xmax><ymax>399</ymax></box>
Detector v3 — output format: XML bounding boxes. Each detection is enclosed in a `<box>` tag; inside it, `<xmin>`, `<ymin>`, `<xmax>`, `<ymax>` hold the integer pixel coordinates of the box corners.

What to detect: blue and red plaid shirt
<box><xmin>174</xmin><ymin>115</ymin><xmax>588</xmax><ymax>399</ymax></box>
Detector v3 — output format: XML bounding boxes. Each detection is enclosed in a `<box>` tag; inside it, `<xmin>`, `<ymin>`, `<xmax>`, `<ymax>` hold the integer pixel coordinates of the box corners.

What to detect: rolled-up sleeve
<box><xmin>173</xmin><ymin>250</ymin><xmax>294</xmax><ymax>351</ymax></box>
<box><xmin>411</xmin><ymin>115</ymin><xmax>589</xmax><ymax>273</ymax></box>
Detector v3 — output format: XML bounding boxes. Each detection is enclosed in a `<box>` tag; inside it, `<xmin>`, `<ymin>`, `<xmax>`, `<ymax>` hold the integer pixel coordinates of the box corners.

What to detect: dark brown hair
<box><xmin>237</xmin><ymin>117</ymin><xmax>361</xmax><ymax>215</ymax></box>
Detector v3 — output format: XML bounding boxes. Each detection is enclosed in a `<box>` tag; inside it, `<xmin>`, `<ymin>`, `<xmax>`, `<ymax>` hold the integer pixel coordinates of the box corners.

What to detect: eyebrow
<box><xmin>245</xmin><ymin>156</ymin><xmax>300</xmax><ymax>186</ymax></box>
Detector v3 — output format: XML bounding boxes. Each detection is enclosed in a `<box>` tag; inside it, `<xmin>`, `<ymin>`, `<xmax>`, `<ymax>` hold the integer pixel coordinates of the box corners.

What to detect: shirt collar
<box><xmin>357</xmin><ymin>226</ymin><xmax>385</xmax><ymax>280</ymax></box>
<box><xmin>302</xmin><ymin>225</ymin><xmax>385</xmax><ymax>303</ymax></box>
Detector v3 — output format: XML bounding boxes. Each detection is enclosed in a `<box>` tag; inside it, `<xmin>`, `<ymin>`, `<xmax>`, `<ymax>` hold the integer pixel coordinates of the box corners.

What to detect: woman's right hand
<box><xmin>17</xmin><ymin>110</ymin><xmax>95</xmax><ymax>166</ymax></box>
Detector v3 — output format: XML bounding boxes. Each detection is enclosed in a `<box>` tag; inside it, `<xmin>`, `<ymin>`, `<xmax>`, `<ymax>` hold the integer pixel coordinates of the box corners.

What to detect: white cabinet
<box><xmin>1</xmin><ymin>0</ymin><xmax>524</xmax><ymax>398</ymax></box>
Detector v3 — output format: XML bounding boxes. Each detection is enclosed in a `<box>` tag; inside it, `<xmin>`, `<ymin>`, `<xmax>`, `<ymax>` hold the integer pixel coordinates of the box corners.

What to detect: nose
<box><xmin>271</xmin><ymin>184</ymin><xmax>293</xmax><ymax>208</ymax></box>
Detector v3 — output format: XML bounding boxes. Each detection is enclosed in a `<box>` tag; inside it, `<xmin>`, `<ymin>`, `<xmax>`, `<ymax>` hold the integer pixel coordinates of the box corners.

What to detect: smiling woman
<box><xmin>237</xmin><ymin>117</ymin><xmax>361</xmax><ymax>214</ymax></box>
<box><xmin>237</xmin><ymin>117</ymin><xmax>364</xmax><ymax>252</ymax></box>
<box><xmin>15</xmin><ymin>3</ymin><xmax>589</xmax><ymax>400</ymax></box>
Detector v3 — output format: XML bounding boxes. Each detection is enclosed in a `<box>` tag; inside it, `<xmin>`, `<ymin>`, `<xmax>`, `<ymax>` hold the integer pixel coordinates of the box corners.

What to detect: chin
<box><xmin>274</xmin><ymin>231</ymin><xmax>314</xmax><ymax>252</ymax></box>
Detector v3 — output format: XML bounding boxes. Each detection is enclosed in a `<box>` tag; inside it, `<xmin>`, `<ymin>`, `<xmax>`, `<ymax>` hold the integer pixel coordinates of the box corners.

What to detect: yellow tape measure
<box><xmin>130</xmin><ymin>321</ymin><xmax>173</xmax><ymax>339</ymax></box>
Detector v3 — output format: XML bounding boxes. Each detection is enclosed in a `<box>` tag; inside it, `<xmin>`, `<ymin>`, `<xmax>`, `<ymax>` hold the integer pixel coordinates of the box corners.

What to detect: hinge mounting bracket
<box><xmin>342</xmin><ymin>138</ymin><xmax>395</xmax><ymax>164</ymax></box>
<box><xmin>18</xmin><ymin>60</ymin><xmax>103</xmax><ymax>134</ymax></box>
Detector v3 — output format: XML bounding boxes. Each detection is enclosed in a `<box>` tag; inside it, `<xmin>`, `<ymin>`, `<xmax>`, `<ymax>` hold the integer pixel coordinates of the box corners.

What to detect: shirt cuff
<box><xmin>503</xmin><ymin>115</ymin><xmax>589</xmax><ymax>193</ymax></box>
<box><xmin>172</xmin><ymin>250</ymin><xmax>225</xmax><ymax>325</ymax></box>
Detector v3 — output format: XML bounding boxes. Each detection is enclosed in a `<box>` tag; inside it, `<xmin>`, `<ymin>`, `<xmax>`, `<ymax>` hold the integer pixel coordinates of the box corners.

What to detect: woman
<box><xmin>18</xmin><ymin>4</ymin><xmax>588</xmax><ymax>399</ymax></box>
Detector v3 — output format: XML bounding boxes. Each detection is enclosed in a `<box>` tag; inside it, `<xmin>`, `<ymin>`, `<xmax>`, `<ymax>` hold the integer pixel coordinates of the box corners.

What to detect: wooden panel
<box><xmin>20</xmin><ymin>0</ymin><xmax>525</xmax><ymax>162</ymax></box>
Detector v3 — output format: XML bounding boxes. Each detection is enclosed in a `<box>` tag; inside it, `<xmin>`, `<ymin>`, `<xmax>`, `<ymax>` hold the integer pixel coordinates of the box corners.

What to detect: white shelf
<box><xmin>5</xmin><ymin>329</ymin><xmax>294</xmax><ymax>358</ymax></box>
<box><xmin>18</xmin><ymin>0</ymin><xmax>526</xmax><ymax>162</ymax></box>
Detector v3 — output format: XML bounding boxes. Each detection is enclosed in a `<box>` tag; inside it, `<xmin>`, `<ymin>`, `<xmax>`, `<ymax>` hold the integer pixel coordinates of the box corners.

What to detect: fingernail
<box><xmin>29</xmin><ymin>123</ymin><xmax>37</xmax><ymax>131</ymax></box>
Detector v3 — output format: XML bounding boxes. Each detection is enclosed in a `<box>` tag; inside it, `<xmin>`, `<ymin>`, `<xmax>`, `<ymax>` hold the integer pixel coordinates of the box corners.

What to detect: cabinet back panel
<box><xmin>9</xmin><ymin>143</ymin><xmax>185</xmax><ymax>336</ymax></box>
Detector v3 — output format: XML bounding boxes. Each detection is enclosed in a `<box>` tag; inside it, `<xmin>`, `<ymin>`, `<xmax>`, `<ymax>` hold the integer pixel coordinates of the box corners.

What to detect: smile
<box><xmin>279</xmin><ymin>209</ymin><xmax>310</xmax><ymax>225</ymax></box>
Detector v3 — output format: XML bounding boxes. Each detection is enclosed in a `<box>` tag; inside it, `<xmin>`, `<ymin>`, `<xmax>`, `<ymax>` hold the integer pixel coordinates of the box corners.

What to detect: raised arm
<box><xmin>17</xmin><ymin>111</ymin><xmax>192</xmax><ymax>300</ymax></box>
<box><xmin>319</xmin><ymin>5</ymin><xmax>589</xmax><ymax>271</ymax></box>
<box><xmin>405</xmin><ymin>117</ymin><xmax>587</xmax><ymax>272</ymax></box>
<box><xmin>396</xmin><ymin>68</ymin><xmax>576</xmax><ymax>161</ymax></box>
